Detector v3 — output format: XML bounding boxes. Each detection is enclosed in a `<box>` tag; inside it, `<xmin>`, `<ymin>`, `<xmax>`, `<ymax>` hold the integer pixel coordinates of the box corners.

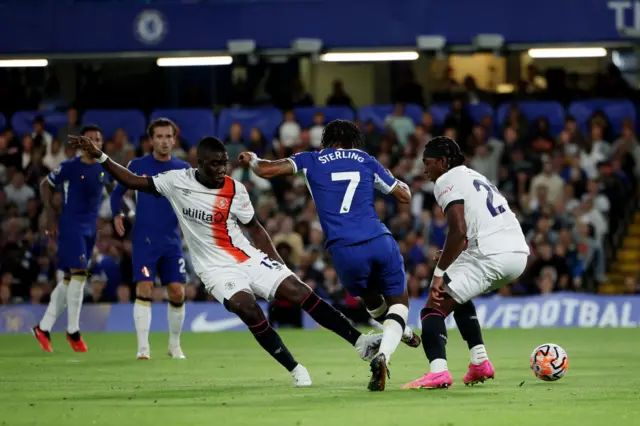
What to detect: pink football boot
<box><xmin>463</xmin><ymin>360</ymin><xmax>495</xmax><ymax>386</ymax></box>
<box><xmin>401</xmin><ymin>371</ymin><xmax>453</xmax><ymax>389</ymax></box>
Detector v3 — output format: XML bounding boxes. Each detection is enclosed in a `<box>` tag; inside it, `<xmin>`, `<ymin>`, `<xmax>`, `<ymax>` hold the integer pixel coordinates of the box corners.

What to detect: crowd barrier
<box><xmin>0</xmin><ymin>293</ymin><xmax>638</xmax><ymax>334</ymax></box>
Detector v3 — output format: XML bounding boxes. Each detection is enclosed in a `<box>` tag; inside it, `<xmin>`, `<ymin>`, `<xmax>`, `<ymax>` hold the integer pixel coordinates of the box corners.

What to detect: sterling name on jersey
<box><xmin>287</xmin><ymin>148</ymin><xmax>398</xmax><ymax>248</ymax></box>
<box><xmin>434</xmin><ymin>165</ymin><xmax>529</xmax><ymax>255</ymax></box>
<box><xmin>148</xmin><ymin>169</ymin><xmax>260</xmax><ymax>275</ymax></box>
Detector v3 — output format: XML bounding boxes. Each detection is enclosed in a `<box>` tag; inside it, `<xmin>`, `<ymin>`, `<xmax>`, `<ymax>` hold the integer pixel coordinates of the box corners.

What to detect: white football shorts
<box><xmin>442</xmin><ymin>248</ymin><xmax>529</xmax><ymax>304</ymax></box>
<box><xmin>199</xmin><ymin>254</ymin><xmax>293</xmax><ymax>303</ymax></box>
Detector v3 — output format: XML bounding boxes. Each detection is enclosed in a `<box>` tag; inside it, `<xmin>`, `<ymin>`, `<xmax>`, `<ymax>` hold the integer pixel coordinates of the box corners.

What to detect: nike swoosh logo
<box><xmin>190</xmin><ymin>313</ymin><xmax>245</xmax><ymax>332</ymax></box>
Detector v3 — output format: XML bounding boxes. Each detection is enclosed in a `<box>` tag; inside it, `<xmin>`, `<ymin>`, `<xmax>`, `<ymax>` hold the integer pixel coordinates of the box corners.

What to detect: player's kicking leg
<box><xmin>225</xmin><ymin>290</ymin><xmax>312</xmax><ymax>387</ymax></box>
<box><xmin>32</xmin><ymin>271</ymin><xmax>69</xmax><ymax>352</ymax></box>
<box><xmin>274</xmin><ymin>276</ymin><xmax>383</xmax><ymax>362</ymax></box>
<box><xmin>366</xmin><ymin>298</ymin><xmax>421</xmax><ymax>348</ymax></box>
<box><xmin>360</xmin><ymin>291</ymin><xmax>412</xmax><ymax>391</ymax></box>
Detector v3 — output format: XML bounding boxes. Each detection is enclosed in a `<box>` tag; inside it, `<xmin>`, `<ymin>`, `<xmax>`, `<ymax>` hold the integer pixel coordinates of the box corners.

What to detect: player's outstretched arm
<box><xmin>243</xmin><ymin>216</ymin><xmax>286</xmax><ymax>264</ymax></box>
<box><xmin>69</xmin><ymin>136</ymin><xmax>153</xmax><ymax>193</ymax></box>
<box><xmin>436</xmin><ymin>203</ymin><xmax>467</xmax><ymax>271</ymax></box>
<box><xmin>237</xmin><ymin>152</ymin><xmax>294</xmax><ymax>178</ymax></box>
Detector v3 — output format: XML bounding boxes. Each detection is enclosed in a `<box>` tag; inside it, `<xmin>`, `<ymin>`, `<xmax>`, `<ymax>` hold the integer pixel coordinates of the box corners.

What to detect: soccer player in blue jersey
<box><xmin>110</xmin><ymin>118</ymin><xmax>190</xmax><ymax>360</ymax></box>
<box><xmin>238</xmin><ymin>119</ymin><xmax>420</xmax><ymax>391</ymax></box>
<box><xmin>32</xmin><ymin>125</ymin><xmax>114</xmax><ymax>353</ymax></box>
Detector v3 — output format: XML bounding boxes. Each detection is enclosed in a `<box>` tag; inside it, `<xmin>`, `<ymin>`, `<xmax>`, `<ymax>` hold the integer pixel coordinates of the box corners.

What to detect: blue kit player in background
<box><xmin>238</xmin><ymin>119</ymin><xmax>420</xmax><ymax>391</ymax></box>
<box><xmin>110</xmin><ymin>118</ymin><xmax>190</xmax><ymax>360</ymax></box>
<box><xmin>33</xmin><ymin>125</ymin><xmax>115</xmax><ymax>353</ymax></box>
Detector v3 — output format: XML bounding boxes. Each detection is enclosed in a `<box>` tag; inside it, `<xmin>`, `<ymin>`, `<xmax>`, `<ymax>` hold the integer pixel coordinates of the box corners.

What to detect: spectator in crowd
<box><xmin>43</xmin><ymin>139</ymin><xmax>67</xmax><ymax>172</ymax></box>
<box><xmin>4</xmin><ymin>171</ymin><xmax>34</xmax><ymax>214</ymax></box>
<box><xmin>32</xmin><ymin>116</ymin><xmax>53</xmax><ymax>156</ymax></box>
<box><xmin>0</xmin><ymin>68</ymin><xmax>637</xmax><ymax>310</ymax></box>
<box><xmin>385</xmin><ymin>103</ymin><xmax>415</xmax><ymax>147</ymax></box>
<box><xmin>224</xmin><ymin>122</ymin><xmax>246</xmax><ymax>162</ymax></box>
<box><xmin>56</xmin><ymin>107</ymin><xmax>82</xmax><ymax>142</ymax></box>
<box><xmin>326</xmin><ymin>80</ymin><xmax>353</xmax><ymax>108</ymax></box>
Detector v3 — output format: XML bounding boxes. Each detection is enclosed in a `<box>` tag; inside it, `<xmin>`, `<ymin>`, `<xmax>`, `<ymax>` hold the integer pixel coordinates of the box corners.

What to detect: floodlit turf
<box><xmin>1</xmin><ymin>329</ymin><xmax>639</xmax><ymax>426</ymax></box>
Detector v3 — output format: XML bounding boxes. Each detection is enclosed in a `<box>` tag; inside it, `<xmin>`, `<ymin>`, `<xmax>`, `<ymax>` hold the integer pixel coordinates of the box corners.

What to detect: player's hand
<box><xmin>430</xmin><ymin>275</ymin><xmax>446</xmax><ymax>307</ymax></box>
<box><xmin>113</xmin><ymin>214</ymin><xmax>126</xmax><ymax>237</ymax></box>
<box><xmin>68</xmin><ymin>135</ymin><xmax>102</xmax><ymax>158</ymax></box>
<box><xmin>237</xmin><ymin>151</ymin><xmax>257</xmax><ymax>167</ymax></box>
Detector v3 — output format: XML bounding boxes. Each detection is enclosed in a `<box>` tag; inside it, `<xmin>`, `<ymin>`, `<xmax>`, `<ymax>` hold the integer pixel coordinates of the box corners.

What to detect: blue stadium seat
<box><xmin>358</xmin><ymin>104</ymin><xmax>424</xmax><ymax>131</ymax></box>
<box><xmin>10</xmin><ymin>111</ymin><xmax>68</xmax><ymax>138</ymax></box>
<box><xmin>82</xmin><ymin>109</ymin><xmax>146</xmax><ymax>145</ymax></box>
<box><xmin>150</xmin><ymin>109</ymin><xmax>216</xmax><ymax>148</ymax></box>
<box><xmin>496</xmin><ymin>101</ymin><xmax>565</xmax><ymax>136</ymax></box>
<box><xmin>0</xmin><ymin>113</ymin><xmax>5</xmax><ymax>132</ymax></box>
<box><xmin>568</xmin><ymin>99</ymin><xmax>636</xmax><ymax>135</ymax></box>
<box><xmin>218</xmin><ymin>107</ymin><xmax>283</xmax><ymax>141</ymax></box>
<box><xmin>293</xmin><ymin>106</ymin><xmax>355</xmax><ymax>128</ymax></box>
<box><xmin>428</xmin><ymin>102</ymin><xmax>493</xmax><ymax>127</ymax></box>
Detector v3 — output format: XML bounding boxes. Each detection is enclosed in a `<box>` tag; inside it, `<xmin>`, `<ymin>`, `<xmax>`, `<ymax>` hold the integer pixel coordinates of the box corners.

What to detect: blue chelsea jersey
<box><xmin>47</xmin><ymin>157</ymin><xmax>112</xmax><ymax>234</ymax></box>
<box><xmin>110</xmin><ymin>155</ymin><xmax>190</xmax><ymax>245</ymax></box>
<box><xmin>287</xmin><ymin>148</ymin><xmax>398</xmax><ymax>248</ymax></box>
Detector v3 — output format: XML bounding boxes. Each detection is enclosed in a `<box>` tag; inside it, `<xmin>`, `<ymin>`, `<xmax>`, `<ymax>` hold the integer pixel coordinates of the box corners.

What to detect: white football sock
<box><xmin>167</xmin><ymin>302</ymin><xmax>185</xmax><ymax>348</ymax></box>
<box><xmin>430</xmin><ymin>358</ymin><xmax>448</xmax><ymax>373</ymax></box>
<box><xmin>378</xmin><ymin>304</ymin><xmax>408</xmax><ymax>364</ymax></box>
<box><xmin>402</xmin><ymin>325</ymin><xmax>414</xmax><ymax>340</ymax></box>
<box><xmin>134</xmin><ymin>299</ymin><xmax>152</xmax><ymax>352</ymax></box>
<box><xmin>470</xmin><ymin>344</ymin><xmax>489</xmax><ymax>365</ymax></box>
<box><xmin>40</xmin><ymin>279</ymin><xmax>68</xmax><ymax>332</ymax></box>
<box><xmin>366</xmin><ymin>300</ymin><xmax>387</xmax><ymax>322</ymax></box>
<box><xmin>66</xmin><ymin>275</ymin><xmax>86</xmax><ymax>334</ymax></box>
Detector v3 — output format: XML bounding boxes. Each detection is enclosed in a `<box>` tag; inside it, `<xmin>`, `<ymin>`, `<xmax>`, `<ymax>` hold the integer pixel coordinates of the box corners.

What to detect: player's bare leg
<box><xmin>66</xmin><ymin>268</ymin><xmax>89</xmax><ymax>352</ymax></box>
<box><xmin>134</xmin><ymin>281</ymin><xmax>154</xmax><ymax>359</ymax></box>
<box><xmin>402</xmin><ymin>292</ymin><xmax>457</xmax><ymax>390</ymax></box>
<box><xmin>225</xmin><ymin>290</ymin><xmax>311</xmax><ymax>387</ymax></box>
<box><xmin>167</xmin><ymin>282</ymin><xmax>186</xmax><ymax>359</ymax></box>
<box><xmin>33</xmin><ymin>271</ymin><xmax>69</xmax><ymax>352</ymax></box>
<box><xmin>360</xmin><ymin>291</ymin><xmax>412</xmax><ymax>391</ymax></box>
<box><xmin>455</xmin><ymin>301</ymin><xmax>494</xmax><ymax>385</ymax></box>
<box><xmin>275</xmin><ymin>276</ymin><xmax>382</xmax><ymax>362</ymax></box>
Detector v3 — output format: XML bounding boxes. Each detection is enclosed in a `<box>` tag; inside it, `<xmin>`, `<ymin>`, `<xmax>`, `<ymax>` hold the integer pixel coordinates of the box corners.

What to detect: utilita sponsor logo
<box><xmin>182</xmin><ymin>208</ymin><xmax>224</xmax><ymax>223</ymax></box>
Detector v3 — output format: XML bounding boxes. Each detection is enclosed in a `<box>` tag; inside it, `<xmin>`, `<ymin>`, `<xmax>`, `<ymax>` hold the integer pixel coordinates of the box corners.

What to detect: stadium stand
<box><xmin>1</xmin><ymin>91</ymin><xmax>639</xmax><ymax>313</ymax></box>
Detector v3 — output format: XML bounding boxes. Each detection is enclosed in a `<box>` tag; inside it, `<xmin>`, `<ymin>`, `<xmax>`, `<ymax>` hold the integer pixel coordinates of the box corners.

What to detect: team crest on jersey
<box><xmin>99</xmin><ymin>172</ymin><xmax>105</xmax><ymax>182</ymax></box>
<box><xmin>224</xmin><ymin>282</ymin><xmax>235</xmax><ymax>290</ymax></box>
<box><xmin>217</xmin><ymin>198</ymin><xmax>228</xmax><ymax>209</ymax></box>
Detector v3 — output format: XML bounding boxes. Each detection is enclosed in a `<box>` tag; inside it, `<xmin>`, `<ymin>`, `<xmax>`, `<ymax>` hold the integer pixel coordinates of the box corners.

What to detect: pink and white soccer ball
<box><xmin>530</xmin><ymin>343</ymin><xmax>568</xmax><ymax>381</ymax></box>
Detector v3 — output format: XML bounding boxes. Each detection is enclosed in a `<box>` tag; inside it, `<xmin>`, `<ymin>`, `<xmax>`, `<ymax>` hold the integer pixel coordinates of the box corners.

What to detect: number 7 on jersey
<box><xmin>331</xmin><ymin>172</ymin><xmax>360</xmax><ymax>214</ymax></box>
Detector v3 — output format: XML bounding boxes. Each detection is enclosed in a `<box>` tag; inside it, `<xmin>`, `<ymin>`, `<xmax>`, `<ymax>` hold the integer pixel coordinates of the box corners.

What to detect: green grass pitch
<box><xmin>1</xmin><ymin>328</ymin><xmax>639</xmax><ymax>426</ymax></box>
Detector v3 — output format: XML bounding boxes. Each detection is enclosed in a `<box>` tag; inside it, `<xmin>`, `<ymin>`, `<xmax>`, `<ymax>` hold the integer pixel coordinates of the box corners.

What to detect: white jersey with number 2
<box><xmin>433</xmin><ymin>165</ymin><xmax>529</xmax><ymax>255</ymax></box>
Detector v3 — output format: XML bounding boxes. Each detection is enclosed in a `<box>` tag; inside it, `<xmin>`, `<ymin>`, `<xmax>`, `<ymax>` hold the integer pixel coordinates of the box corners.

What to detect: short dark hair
<box><xmin>80</xmin><ymin>124</ymin><xmax>102</xmax><ymax>136</ymax></box>
<box><xmin>197</xmin><ymin>136</ymin><xmax>226</xmax><ymax>156</ymax></box>
<box><xmin>34</xmin><ymin>115</ymin><xmax>45</xmax><ymax>125</ymax></box>
<box><xmin>147</xmin><ymin>118</ymin><xmax>178</xmax><ymax>138</ymax></box>
<box><xmin>321</xmin><ymin>119</ymin><xmax>364</xmax><ymax>150</ymax></box>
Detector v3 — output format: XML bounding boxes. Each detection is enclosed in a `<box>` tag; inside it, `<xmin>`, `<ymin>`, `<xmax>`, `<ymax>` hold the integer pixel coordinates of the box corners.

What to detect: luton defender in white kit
<box><xmin>402</xmin><ymin>136</ymin><xmax>530</xmax><ymax>390</ymax></box>
<box><xmin>70</xmin><ymin>135</ymin><xmax>383</xmax><ymax>387</ymax></box>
